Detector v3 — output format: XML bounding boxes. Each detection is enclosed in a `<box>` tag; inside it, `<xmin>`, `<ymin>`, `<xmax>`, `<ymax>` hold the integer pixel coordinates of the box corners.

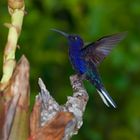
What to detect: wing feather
<box><xmin>81</xmin><ymin>32</ymin><xmax>127</xmax><ymax>65</ymax></box>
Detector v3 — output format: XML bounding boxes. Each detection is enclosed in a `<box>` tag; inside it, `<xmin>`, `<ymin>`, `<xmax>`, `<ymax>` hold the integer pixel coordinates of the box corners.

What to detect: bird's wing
<box><xmin>81</xmin><ymin>32</ymin><xmax>127</xmax><ymax>66</ymax></box>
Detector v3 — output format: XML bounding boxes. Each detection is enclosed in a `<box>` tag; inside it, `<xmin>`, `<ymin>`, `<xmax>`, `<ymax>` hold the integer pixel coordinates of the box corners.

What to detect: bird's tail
<box><xmin>96</xmin><ymin>87</ymin><xmax>116</xmax><ymax>108</ymax></box>
<box><xmin>86</xmin><ymin>67</ymin><xmax>117</xmax><ymax>108</ymax></box>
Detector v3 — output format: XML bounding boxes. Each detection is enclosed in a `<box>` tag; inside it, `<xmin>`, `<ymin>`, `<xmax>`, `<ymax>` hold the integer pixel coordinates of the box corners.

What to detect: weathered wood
<box><xmin>0</xmin><ymin>56</ymin><xmax>30</xmax><ymax>140</ymax></box>
<box><xmin>29</xmin><ymin>75</ymin><xmax>89</xmax><ymax>140</ymax></box>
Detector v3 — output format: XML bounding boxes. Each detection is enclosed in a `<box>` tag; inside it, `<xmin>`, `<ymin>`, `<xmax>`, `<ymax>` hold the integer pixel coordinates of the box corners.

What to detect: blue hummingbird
<box><xmin>52</xmin><ymin>29</ymin><xmax>126</xmax><ymax>108</ymax></box>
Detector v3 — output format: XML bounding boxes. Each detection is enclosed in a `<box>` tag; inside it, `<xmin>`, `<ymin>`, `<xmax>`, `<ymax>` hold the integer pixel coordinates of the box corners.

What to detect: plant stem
<box><xmin>1</xmin><ymin>0</ymin><xmax>25</xmax><ymax>84</ymax></box>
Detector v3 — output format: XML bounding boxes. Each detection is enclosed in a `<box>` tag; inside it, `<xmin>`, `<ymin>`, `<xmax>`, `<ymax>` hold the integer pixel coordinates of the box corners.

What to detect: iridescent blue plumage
<box><xmin>52</xmin><ymin>29</ymin><xmax>126</xmax><ymax>108</ymax></box>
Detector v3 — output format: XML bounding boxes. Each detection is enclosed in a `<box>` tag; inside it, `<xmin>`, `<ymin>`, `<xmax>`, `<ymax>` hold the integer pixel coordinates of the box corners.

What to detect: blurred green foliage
<box><xmin>0</xmin><ymin>0</ymin><xmax>140</xmax><ymax>139</ymax></box>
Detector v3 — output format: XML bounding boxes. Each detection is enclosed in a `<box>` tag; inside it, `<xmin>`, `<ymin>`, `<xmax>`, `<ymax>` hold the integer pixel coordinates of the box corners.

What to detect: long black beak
<box><xmin>51</xmin><ymin>28</ymin><xmax>69</xmax><ymax>38</ymax></box>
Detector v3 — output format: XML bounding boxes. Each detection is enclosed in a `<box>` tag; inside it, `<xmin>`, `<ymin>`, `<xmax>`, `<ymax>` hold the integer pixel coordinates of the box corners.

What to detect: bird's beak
<box><xmin>51</xmin><ymin>28</ymin><xmax>69</xmax><ymax>38</ymax></box>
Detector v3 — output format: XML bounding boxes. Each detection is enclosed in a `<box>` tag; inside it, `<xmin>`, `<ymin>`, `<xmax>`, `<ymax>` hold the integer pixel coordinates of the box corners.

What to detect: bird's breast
<box><xmin>69</xmin><ymin>49</ymin><xmax>86</xmax><ymax>74</ymax></box>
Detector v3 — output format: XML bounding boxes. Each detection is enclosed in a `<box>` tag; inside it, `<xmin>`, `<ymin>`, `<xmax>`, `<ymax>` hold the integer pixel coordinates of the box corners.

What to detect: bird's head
<box><xmin>51</xmin><ymin>29</ymin><xmax>84</xmax><ymax>48</ymax></box>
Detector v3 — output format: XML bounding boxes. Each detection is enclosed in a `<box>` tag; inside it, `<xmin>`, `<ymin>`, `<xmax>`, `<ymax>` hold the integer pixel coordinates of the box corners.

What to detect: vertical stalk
<box><xmin>1</xmin><ymin>0</ymin><xmax>25</xmax><ymax>85</ymax></box>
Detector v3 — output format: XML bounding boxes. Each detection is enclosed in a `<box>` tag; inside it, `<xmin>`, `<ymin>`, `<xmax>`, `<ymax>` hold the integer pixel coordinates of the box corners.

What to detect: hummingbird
<box><xmin>52</xmin><ymin>29</ymin><xmax>126</xmax><ymax>108</ymax></box>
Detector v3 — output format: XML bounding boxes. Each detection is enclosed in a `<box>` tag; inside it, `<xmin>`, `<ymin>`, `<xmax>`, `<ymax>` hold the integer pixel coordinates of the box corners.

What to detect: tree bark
<box><xmin>29</xmin><ymin>75</ymin><xmax>89</xmax><ymax>140</ymax></box>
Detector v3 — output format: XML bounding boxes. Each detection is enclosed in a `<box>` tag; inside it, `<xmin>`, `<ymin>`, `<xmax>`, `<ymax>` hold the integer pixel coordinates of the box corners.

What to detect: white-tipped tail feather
<box><xmin>97</xmin><ymin>89</ymin><xmax>116</xmax><ymax>108</ymax></box>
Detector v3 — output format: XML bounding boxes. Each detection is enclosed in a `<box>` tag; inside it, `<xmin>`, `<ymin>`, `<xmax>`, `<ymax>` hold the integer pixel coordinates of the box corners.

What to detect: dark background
<box><xmin>0</xmin><ymin>0</ymin><xmax>140</xmax><ymax>140</ymax></box>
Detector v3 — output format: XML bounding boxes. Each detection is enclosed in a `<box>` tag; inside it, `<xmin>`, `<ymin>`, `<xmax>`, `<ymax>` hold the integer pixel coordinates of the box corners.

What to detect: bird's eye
<box><xmin>72</xmin><ymin>36</ymin><xmax>77</xmax><ymax>40</ymax></box>
<box><xmin>69</xmin><ymin>36</ymin><xmax>78</xmax><ymax>41</ymax></box>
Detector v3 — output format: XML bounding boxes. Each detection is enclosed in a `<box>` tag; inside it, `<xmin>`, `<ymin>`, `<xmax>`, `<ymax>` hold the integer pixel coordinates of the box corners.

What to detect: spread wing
<box><xmin>81</xmin><ymin>32</ymin><xmax>127</xmax><ymax>66</ymax></box>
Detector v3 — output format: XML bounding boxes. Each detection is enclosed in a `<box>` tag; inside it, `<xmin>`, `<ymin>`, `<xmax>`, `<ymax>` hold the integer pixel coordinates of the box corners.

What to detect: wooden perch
<box><xmin>29</xmin><ymin>75</ymin><xmax>89</xmax><ymax>140</ymax></box>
